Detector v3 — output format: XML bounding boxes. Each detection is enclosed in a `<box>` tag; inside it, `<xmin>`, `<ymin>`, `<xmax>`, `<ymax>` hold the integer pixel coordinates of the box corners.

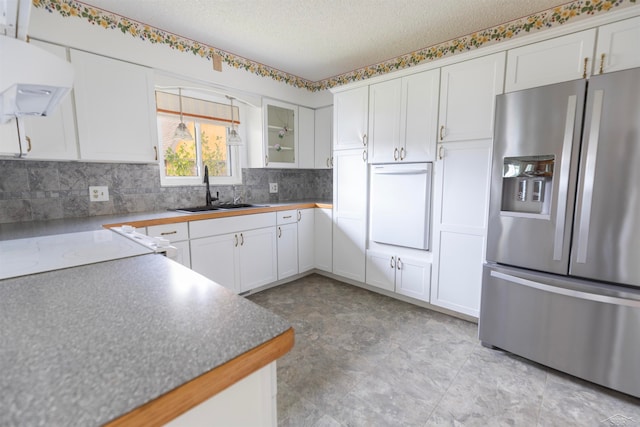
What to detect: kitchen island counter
<box><xmin>0</xmin><ymin>254</ymin><xmax>293</xmax><ymax>426</ymax></box>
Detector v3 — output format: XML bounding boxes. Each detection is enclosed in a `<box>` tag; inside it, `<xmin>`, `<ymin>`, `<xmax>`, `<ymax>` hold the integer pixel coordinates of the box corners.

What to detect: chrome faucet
<box><xmin>203</xmin><ymin>165</ymin><xmax>218</xmax><ymax>206</ymax></box>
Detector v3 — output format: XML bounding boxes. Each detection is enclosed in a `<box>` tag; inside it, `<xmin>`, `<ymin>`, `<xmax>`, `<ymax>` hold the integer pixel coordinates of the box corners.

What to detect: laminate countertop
<box><xmin>0</xmin><ymin>254</ymin><xmax>293</xmax><ymax>426</ymax></box>
<box><xmin>0</xmin><ymin>201</ymin><xmax>332</xmax><ymax>240</ymax></box>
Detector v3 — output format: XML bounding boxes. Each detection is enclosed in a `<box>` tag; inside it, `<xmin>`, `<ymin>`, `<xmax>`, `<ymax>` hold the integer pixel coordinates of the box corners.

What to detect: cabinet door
<box><xmin>314</xmin><ymin>208</ymin><xmax>333</xmax><ymax>272</ymax></box>
<box><xmin>277</xmin><ymin>223</ymin><xmax>299</xmax><ymax>280</ymax></box>
<box><xmin>395</xmin><ymin>255</ymin><xmax>430</xmax><ymax>302</ymax></box>
<box><xmin>365</xmin><ymin>251</ymin><xmax>396</xmax><ymax>292</ymax></box>
<box><xmin>239</xmin><ymin>227</ymin><xmax>278</xmax><ymax>292</ymax></box>
<box><xmin>368</xmin><ymin>78</ymin><xmax>401</xmax><ymax>163</ymax></box>
<box><xmin>401</xmin><ymin>69</ymin><xmax>440</xmax><ymax>162</ymax></box>
<box><xmin>297</xmin><ymin>209</ymin><xmax>315</xmax><ymax>273</ymax></box>
<box><xmin>298</xmin><ymin>106</ymin><xmax>315</xmax><ymax>169</ymax></box>
<box><xmin>595</xmin><ymin>16</ymin><xmax>640</xmax><ymax>75</ymax></box>
<box><xmin>0</xmin><ymin>119</ymin><xmax>25</xmax><ymax>156</ymax></box>
<box><xmin>22</xmin><ymin>40</ymin><xmax>78</xmax><ymax>160</ymax></box>
<box><xmin>264</xmin><ymin>99</ymin><xmax>298</xmax><ymax>167</ymax></box>
<box><xmin>171</xmin><ymin>240</ymin><xmax>191</xmax><ymax>268</ymax></box>
<box><xmin>334</xmin><ymin>86</ymin><xmax>368</xmax><ymax>150</ymax></box>
<box><xmin>505</xmin><ymin>29</ymin><xmax>596</xmax><ymax>92</ymax></box>
<box><xmin>71</xmin><ymin>49</ymin><xmax>157</xmax><ymax>162</ymax></box>
<box><xmin>190</xmin><ymin>234</ymin><xmax>239</xmax><ymax>293</ymax></box>
<box><xmin>431</xmin><ymin>140</ymin><xmax>492</xmax><ymax>318</ymax></box>
<box><xmin>314</xmin><ymin>106</ymin><xmax>333</xmax><ymax>169</ymax></box>
<box><xmin>332</xmin><ymin>149</ymin><xmax>367</xmax><ymax>282</ymax></box>
<box><xmin>438</xmin><ymin>52</ymin><xmax>505</xmax><ymax>142</ymax></box>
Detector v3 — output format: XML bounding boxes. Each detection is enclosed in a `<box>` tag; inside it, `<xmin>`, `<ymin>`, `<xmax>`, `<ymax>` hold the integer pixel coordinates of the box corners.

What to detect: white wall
<box><xmin>27</xmin><ymin>7</ymin><xmax>333</xmax><ymax>109</ymax></box>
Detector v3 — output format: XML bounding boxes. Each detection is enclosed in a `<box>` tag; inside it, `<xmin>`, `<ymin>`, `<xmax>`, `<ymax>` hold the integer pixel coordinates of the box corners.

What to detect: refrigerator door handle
<box><xmin>490</xmin><ymin>270</ymin><xmax>640</xmax><ymax>308</ymax></box>
<box><xmin>576</xmin><ymin>90</ymin><xmax>604</xmax><ymax>264</ymax></box>
<box><xmin>553</xmin><ymin>95</ymin><xmax>578</xmax><ymax>261</ymax></box>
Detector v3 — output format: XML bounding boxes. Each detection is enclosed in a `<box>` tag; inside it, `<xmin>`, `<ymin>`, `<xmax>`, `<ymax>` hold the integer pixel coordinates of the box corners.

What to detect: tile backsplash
<box><xmin>0</xmin><ymin>160</ymin><xmax>332</xmax><ymax>224</ymax></box>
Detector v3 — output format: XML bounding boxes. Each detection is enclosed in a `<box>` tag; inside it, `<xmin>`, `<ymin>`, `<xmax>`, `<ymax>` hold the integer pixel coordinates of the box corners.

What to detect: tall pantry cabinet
<box><xmin>332</xmin><ymin>86</ymin><xmax>369</xmax><ymax>282</ymax></box>
<box><xmin>430</xmin><ymin>52</ymin><xmax>505</xmax><ymax>318</ymax></box>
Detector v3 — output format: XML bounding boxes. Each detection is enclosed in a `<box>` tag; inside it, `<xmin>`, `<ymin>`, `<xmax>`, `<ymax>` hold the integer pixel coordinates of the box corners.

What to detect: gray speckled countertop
<box><xmin>0</xmin><ymin>254</ymin><xmax>291</xmax><ymax>426</ymax></box>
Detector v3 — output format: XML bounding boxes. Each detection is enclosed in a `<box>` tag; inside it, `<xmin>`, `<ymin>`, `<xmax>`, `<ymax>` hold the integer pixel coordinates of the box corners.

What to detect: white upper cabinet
<box><xmin>314</xmin><ymin>106</ymin><xmax>333</xmax><ymax>169</ymax></box>
<box><xmin>297</xmin><ymin>106</ymin><xmax>315</xmax><ymax>169</ymax></box>
<box><xmin>262</xmin><ymin>98</ymin><xmax>299</xmax><ymax>168</ymax></box>
<box><xmin>333</xmin><ymin>86</ymin><xmax>369</xmax><ymax>150</ymax></box>
<box><xmin>369</xmin><ymin>69</ymin><xmax>440</xmax><ymax>163</ymax></box>
<box><xmin>0</xmin><ymin>119</ymin><xmax>25</xmax><ymax>157</ymax></box>
<box><xmin>70</xmin><ymin>49</ymin><xmax>157</xmax><ymax>162</ymax></box>
<box><xmin>595</xmin><ymin>16</ymin><xmax>640</xmax><ymax>75</ymax></box>
<box><xmin>22</xmin><ymin>40</ymin><xmax>78</xmax><ymax>160</ymax></box>
<box><xmin>438</xmin><ymin>52</ymin><xmax>506</xmax><ymax>142</ymax></box>
<box><xmin>505</xmin><ymin>29</ymin><xmax>596</xmax><ymax>92</ymax></box>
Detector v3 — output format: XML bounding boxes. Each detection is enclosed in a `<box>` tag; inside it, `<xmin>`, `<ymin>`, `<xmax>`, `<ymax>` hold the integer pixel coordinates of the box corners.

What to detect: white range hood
<box><xmin>0</xmin><ymin>35</ymin><xmax>75</xmax><ymax>123</ymax></box>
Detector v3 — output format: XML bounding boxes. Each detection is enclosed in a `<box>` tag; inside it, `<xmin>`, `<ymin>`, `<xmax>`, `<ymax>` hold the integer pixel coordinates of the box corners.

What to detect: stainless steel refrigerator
<box><xmin>479</xmin><ymin>67</ymin><xmax>640</xmax><ymax>398</ymax></box>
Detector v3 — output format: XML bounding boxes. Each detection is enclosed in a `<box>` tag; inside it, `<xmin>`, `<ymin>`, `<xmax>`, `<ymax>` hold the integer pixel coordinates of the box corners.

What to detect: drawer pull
<box><xmin>283</xmin><ymin>215</ymin><xmax>292</xmax><ymax>219</ymax></box>
<box><xmin>160</xmin><ymin>231</ymin><xmax>177</xmax><ymax>236</ymax></box>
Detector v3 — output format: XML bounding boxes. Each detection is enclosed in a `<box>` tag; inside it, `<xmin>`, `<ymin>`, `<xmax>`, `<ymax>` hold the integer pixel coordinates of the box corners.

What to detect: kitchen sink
<box><xmin>217</xmin><ymin>203</ymin><xmax>265</xmax><ymax>209</ymax></box>
<box><xmin>174</xmin><ymin>206</ymin><xmax>220</xmax><ymax>213</ymax></box>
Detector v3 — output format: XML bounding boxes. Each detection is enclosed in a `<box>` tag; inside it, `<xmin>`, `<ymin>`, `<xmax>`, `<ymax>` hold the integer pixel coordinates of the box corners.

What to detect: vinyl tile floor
<box><xmin>248</xmin><ymin>274</ymin><xmax>640</xmax><ymax>427</ymax></box>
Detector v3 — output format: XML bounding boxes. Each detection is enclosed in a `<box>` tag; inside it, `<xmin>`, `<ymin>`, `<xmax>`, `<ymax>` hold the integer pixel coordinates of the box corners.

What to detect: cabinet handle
<box><xmin>330</xmin><ymin>156</ymin><xmax>334</xmax><ymax>167</ymax></box>
<box><xmin>26</xmin><ymin>136</ymin><xmax>32</xmax><ymax>153</ymax></box>
<box><xmin>397</xmin><ymin>257</ymin><xmax>402</xmax><ymax>270</ymax></box>
<box><xmin>153</xmin><ymin>146</ymin><xmax>158</xmax><ymax>161</ymax></box>
<box><xmin>240</xmin><ymin>233</ymin><xmax>244</xmax><ymax>246</ymax></box>
<box><xmin>362</xmin><ymin>133</ymin><xmax>367</xmax><ymax>146</ymax></box>
<box><xmin>278</xmin><ymin>227</ymin><xmax>282</xmax><ymax>238</ymax></box>
<box><xmin>438</xmin><ymin>144</ymin><xmax>445</xmax><ymax>160</ymax></box>
<box><xmin>400</xmin><ymin>147</ymin><xmax>405</xmax><ymax>161</ymax></box>
<box><xmin>393</xmin><ymin>147</ymin><xmax>399</xmax><ymax>161</ymax></box>
<box><xmin>390</xmin><ymin>256</ymin><xmax>395</xmax><ymax>269</ymax></box>
<box><xmin>583</xmin><ymin>57</ymin><xmax>588</xmax><ymax>79</ymax></box>
<box><xmin>599</xmin><ymin>53</ymin><xmax>605</xmax><ymax>74</ymax></box>
<box><xmin>234</xmin><ymin>234</ymin><xmax>238</xmax><ymax>247</ymax></box>
<box><xmin>297</xmin><ymin>211</ymin><xmax>301</xmax><ymax>221</ymax></box>
<box><xmin>439</xmin><ymin>125</ymin><xmax>445</xmax><ymax>141</ymax></box>
<box><xmin>265</xmin><ymin>155</ymin><xmax>269</xmax><ymax>166</ymax></box>
<box><xmin>160</xmin><ymin>231</ymin><xmax>177</xmax><ymax>236</ymax></box>
<box><xmin>326</xmin><ymin>157</ymin><xmax>330</xmax><ymax>168</ymax></box>
<box><xmin>362</xmin><ymin>150</ymin><xmax>367</xmax><ymax>162</ymax></box>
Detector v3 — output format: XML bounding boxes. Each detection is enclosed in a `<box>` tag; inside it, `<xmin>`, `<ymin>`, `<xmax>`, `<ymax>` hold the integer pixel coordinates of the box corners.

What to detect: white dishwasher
<box><xmin>370</xmin><ymin>162</ymin><xmax>432</xmax><ymax>250</ymax></box>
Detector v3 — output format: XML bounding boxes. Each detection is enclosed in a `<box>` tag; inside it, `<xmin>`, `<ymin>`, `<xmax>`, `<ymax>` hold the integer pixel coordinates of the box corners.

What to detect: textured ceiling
<box><xmin>78</xmin><ymin>0</ymin><xmax>569</xmax><ymax>81</ymax></box>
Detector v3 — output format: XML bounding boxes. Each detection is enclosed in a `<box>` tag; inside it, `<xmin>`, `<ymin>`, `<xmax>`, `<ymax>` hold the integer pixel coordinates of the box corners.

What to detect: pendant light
<box><xmin>173</xmin><ymin>88</ymin><xmax>193</xmax><ymax>140</ymax></box>
<box><xmin>226</xmin><ymin>95</ymin><xmax>242</xmax><ymax>146</ymax></box>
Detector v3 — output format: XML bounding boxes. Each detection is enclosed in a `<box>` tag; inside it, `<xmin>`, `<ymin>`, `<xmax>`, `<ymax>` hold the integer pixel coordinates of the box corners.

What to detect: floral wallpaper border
<box><xmin>33</xmin><ymin>0</ymin><xmax>637</xmax><ymax>92</ymax></box>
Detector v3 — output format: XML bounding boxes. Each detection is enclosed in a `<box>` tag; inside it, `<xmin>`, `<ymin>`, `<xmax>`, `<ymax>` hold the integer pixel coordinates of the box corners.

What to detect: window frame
<box><xmin>156</xmin><ymin>89</ymin><xmax>243</xmax><ymax>187</ymax></box>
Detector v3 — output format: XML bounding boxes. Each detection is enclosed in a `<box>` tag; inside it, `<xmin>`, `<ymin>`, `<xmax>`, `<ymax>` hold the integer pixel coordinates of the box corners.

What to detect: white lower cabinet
<box><xmin>189</xmin><ymin>213</ymin><xmax>277</xmax><ymax>293</ymax></box>
<box><xmin>430</xmin><ymin>140</ymin><xmax>493</xmax><ymax>318</ymax></box>
<box><xmin>146</xmin><ymin>222</ymin><xmax>191</xmax><ymax>268</ymax></box>
<box><xmin>314</xmin><ymin>208</ymin><xmax>332</xmax><ymax>272</ymax></box>
<box><xmin>297</xmin><ymin>209</ymin><xmax>315</xmax><ymax>273</ymax></box>
<box><xmin>366</xmin><ymin>250</ymin><xmax>431</xmax><ymax>302</ymax></box>
<box><xmin>332</xmin><ymin>149</ymin><xmax>368</xmax><ymax>282</ymax></box>
<box><xmin>277</xmin><ymin>210</ymin><xmax>298</xmax><ymax>280</ymax></box>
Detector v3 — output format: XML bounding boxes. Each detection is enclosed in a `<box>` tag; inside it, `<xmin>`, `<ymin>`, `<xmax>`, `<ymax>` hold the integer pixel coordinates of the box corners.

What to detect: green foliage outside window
<box><xmin>164</xmin><ymin>130</ymin><xmax>228</xmax><ymax>177</ymax></box>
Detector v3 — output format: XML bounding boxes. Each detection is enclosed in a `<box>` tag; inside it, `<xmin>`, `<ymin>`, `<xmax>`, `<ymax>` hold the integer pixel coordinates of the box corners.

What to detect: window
<box><xmin>156</xmin><ymin>90</ymin><xmax>242</xmax><ymax>186</ymax></box>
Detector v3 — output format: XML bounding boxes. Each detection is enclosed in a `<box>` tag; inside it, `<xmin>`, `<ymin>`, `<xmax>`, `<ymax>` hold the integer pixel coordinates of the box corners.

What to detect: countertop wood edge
<box><xmin>103</xmin><ymin>203</ymin><xmax>331</xmax><ymax>229</ymax></box>
<box><xmin>104</xmin><ymin>327</ymin><xmax>294</xmax><ymax>427</ymax></box>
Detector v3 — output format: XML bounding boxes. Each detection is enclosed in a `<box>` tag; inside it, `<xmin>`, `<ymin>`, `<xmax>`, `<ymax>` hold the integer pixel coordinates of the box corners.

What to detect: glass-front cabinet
<box><xmin>263</xmin><ymin>99</ymin><xmax>298</xmax><ymax>167</ymax></box>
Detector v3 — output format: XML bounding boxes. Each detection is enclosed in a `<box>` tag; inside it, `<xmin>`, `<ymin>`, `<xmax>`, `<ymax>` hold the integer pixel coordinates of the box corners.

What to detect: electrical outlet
<box><xmin>269</xmin><ymin>183</ymin><xmax>278</xmax><ymax>193</ymax></box>
<box><xmin>89</xmin><ymin>186</ymin><xmax>109</xmax><ymax>202</ymax></box>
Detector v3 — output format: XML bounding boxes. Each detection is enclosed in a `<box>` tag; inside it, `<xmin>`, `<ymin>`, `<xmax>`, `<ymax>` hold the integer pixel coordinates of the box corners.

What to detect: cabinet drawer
<box><xmin>277</xmin><ymin>210</ymin><xmax>297</xmax><ymax>225</ymax></box>
<box><xmin>190</xmin><ymin>213</ymin><xmax>277</xmax><ymax>239</ymax></box>
<box><xmin>147</xmin><ymin>222</ymin><xmax>189</xmax><ymax>242</ymax></box>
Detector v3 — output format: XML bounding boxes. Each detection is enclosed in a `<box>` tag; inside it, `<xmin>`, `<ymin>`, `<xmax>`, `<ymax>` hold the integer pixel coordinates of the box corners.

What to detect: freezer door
<box><xmin>570</xmin><ymin>67</ymin><xmax>640</xmax><ymax>287</ymax></box>
<box><xmin>486</xmin><ymin>79</ymin><xmax>586</xmax><ymax>274</ymax></box>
